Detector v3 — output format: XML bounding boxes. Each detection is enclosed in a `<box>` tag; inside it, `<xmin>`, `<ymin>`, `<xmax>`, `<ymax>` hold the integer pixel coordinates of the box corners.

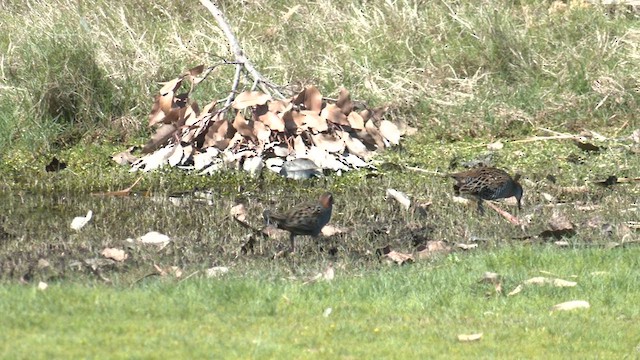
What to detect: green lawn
<box><xmin>2</xmin><ymin>245</ymin><xmax>639</xmax><ymax>359</ymax></box>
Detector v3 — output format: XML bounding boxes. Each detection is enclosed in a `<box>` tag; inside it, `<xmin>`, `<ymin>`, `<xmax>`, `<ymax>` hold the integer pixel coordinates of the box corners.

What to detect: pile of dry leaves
<box><xmin>114</xmin><ymin>65</ymin><xmax>414</xmax><ymax>178</ymax></box>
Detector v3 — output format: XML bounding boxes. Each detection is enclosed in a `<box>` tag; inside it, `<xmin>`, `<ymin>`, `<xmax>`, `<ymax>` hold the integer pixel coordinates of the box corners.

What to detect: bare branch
<box><xmin>199</xmin><ymin>0</ymin><xmax>286</xmax><ymax>100</ymax></box>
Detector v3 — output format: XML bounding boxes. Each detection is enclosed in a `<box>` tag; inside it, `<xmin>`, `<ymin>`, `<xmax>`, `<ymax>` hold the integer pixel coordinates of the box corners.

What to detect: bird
<box><xmin>449</xmin><ymin>167</ymin><xmax>523</xmax><ymax>214</ymax></box>
<box><xmin>263</xmin><ymin>192</ymin><xmax>334</xmax><ymax>252</ymax></box>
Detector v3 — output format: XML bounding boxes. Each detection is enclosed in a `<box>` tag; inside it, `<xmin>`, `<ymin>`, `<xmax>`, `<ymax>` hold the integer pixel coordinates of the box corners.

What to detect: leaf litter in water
<box><xmin>416</xmin><ymin>241</ymin><xmax>451</xmax><ymax>259</ymax></box>
<box><xmin>70</xmin><ymin>210</ymin><xmax>93</xmax><ymax>231</ymax></box>
<box><xmin>377</xmin><ymin>245</ymin><xmax>414</xmax><ymax>265</ymax></box>
<box><xmin>130</xmin><ymin>231</ymin><xmax>171</xmax><ymax>249</ymax></box>
<box><xmin>101</xmin><ymin>248</ymin><xmax>128</xmax><ymax>262</ymax></box>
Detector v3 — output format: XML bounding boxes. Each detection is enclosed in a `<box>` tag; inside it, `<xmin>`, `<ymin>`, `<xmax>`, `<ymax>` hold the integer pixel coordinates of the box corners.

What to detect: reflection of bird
<box><xmin>263</xmin><ymin>192</ymin><xmax>334</xmax><ymax>252</ymax></box>
<box><xmin>449</xmin><ymin>167</ymin><xmax>523</xmax><ymax>213</ymax></box>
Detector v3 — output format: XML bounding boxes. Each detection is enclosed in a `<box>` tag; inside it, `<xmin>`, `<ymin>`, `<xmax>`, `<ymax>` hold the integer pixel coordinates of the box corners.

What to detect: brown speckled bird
<box><xmin>449</xmin><ymin>167</ymin><xmax>523</xmax><ymax>213</ymax></box>
<box><xmin>263</xmin><ymin>192</ymin><xmax>334</xmax><ymax>252</ymax></box>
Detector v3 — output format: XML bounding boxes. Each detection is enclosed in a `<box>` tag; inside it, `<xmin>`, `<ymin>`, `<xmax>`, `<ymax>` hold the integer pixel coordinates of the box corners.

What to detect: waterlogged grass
<box><xmin>1</xmin><ymin>245</ymin><xmax>640</xmax><ymax>358</ymax></box>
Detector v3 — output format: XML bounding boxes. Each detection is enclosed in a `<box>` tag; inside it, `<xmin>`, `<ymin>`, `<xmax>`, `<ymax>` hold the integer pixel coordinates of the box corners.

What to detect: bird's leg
<box><xmin>289</xmin><ymin>233</ymin><xmax>296</xmax><ymax>253</ymax></box>
<box><xmin>477</xmin><ymin>199</ymin><xmax>485</xmax><ymax>215</ymax></box>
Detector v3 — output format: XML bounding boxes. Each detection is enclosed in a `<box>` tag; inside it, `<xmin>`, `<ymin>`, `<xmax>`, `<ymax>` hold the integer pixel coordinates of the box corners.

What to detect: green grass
<box><xmin>2</xmin><ymin>245</ymin><xmax>640</xmax><ymax>358</ymax></box>
<box><xmin>1</xmin><ymin>0</ymin><xmax>639</xmax><ymax>157</ymax></box>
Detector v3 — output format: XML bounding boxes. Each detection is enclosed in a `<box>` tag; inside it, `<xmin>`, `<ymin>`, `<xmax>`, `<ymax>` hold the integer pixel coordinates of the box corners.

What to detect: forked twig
<box><xmin>199</xmin><ymin>0</ymin><xmax>285</xmax><ymax>100</ymax></box>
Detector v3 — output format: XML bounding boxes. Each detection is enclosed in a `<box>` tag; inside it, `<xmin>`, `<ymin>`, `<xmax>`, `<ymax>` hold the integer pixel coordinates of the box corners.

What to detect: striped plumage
<box><xmin>263</xmin><ymin>192</ymin><xmax>334</xmax><ymax>252</ymax></box>
<box><xmin>450</xmin><ymin>167</ymin><xmax>523</xmax><ymax>213</ymax></box>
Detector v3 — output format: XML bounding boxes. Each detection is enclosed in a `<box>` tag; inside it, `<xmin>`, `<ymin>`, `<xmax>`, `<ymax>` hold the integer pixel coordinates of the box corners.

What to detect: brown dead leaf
<box><xmin>336</xmin><ymin>87</ymin><xmax>353</xmax><ymax>115</ymax></box>
<box><xmin>269</xmin><ymin>99</ymin><xmax>290</xmax><ymax>113</ymax></box>
<box><xmin>395</xmin><ymin>119</ymin><xmax>418</xmax><ymax>136</ymax></box>
<box><xmin>255</xmin><ymin>104</ymin><xmax>285</xmax><ymax>132</ymax></box>
<box><xmin>385</xmin><ymin>250</ymin><xmax>414</xmax><ymax>265</ymax></box>
<box><xmin>540</xmin><ymin>210</ymin><xmax>576</xmax><ymax>239</ymax></box>
<box><xmin>282</xmin><ymin>109</ymin><xmax>305</xmax><ymax>133</ymax></box>
<box><xmin>377</xmin><ymin>245</ymin><xmax>414</xmax><ymax>265</ymax></box>
<box><xmin>261</xmin><ymin>225</ymin><xmax>289</xmax><ymax>241</ymax></box>
<box><xmin>347</xmin><ymin>112</ymin><xmax>365</xmax><ymax>130</ymax></box>
<box><xmin>379</xmin><ymin>120</ymin><xmax>401</xmax><ymax>146</ymax></box>
<box><xmin>312</xmin><ymin>133</ymin><xmax>345</xmax><ymax>153</ymax></box>
<box><xmin>203</xmin><ymin>118</ymin><xmax>234</xmax><ymax>149</ymax></box>
<box><xmin>301</xmin><ymin>110</ymin><xmax>329</xmax><ymax>132</ymax></box>
<box><xmin>148</xmin><ymin>95</ymin><xmax>165</xmax><ymax>127</ymax></box>
<box><xmin>112</xmin><ymin>147</ymin><xmax>138</xmax><ymax>166</ymax></box>
<box><xmin>159</xmin><ymin>77</ymin><xmax>183</xmax><ymax>96</ymax></box>
<box><xmin>101</xmin><ymin>248</ymin><xmax>128</xmax><ymax>262</ymax></box>
<box><xmin>183</xmin><ymin>103</ymin><xmax>200</xmax><ymax>127</ymax></box>
<box><xmin>321</xmin><ymin>224</ymin><xmax>348</xmax><ymax>237</ymax></box>
<box><xmin>158</xmin><ymin>77</ymin><xmax>183</xmax><ymax>114</ymax></box>
<box><xmin>253</xmin><ymin>121</ymin><xmax>271</xmax><ymax>143</ymax></box>
<box><xmin>233</xmin><ymin>111</ymin><xmax>257</xmax><ymax>142</ymax></box>
<box><xmin>507</xmin><ymin>284</ymin><xmax>523</xmax><ymax>296</ymax></box>
<box><xmin>232</xmin><ymin>91</ymin><xmax>272</xmax><ymax>110</ymax></box>
<box><xmin>142</xmin><ymin>124</ymin><xmax>178</xmax><ymax>154</ymax></box>
<box><xmin>416</xmin><ymin>240</ymin><xmax>451</xmax><ymax>259</ymax></box>
<box><xmin>342</xmin><ymin>133</ymin><xmax>372</xmax><ymax>158</ymax></box>
<box><xmin>186</xmin><ymin>64</ymin><xmax>205</xmax><ymax>77</ymax></box>
<box><xmin>385</xmin><ymin>188</ymin><xmax>411</xmax><ymax>210</ymax></box>
<box><xmin>293</xmin><ymin>135</ymin><xmax>307</xmax><ymax>156</ymax></box>
<box><xmin>523</xmin><ymin>277</ymin><xmax>577</xmax><ymax>287</ymax></box>
<box><xmin>458</xmin><ymin>333</ymin><xmax>483</xmax><ymax>342</ymax></box>
<box><xmin>364</xmin><ymin>119</ymin><xmax>386</xmax><ymax>149</ymax></box>
<box><xmin>201</xmin><ymin>101</ymin><xmax>216</xmax><ymax>116</ymax></box>
<box><xmin>292</xmin><ymin>86</ymin><xmax>323</xmax><ymax>112</ymax></box>
<box><xmin>549</xmin><ymin>212</ymin><xmax>573</xmax><ymax>231</ymax></box>
<box><xmin>359</xmin><ymin>106</ymin><xmax>388</xmax><ymax>122</ymax></box>
<box><xmin>550</xmin><ymin>300</ymin><xmax>590</xmax><ymax>312</ymax></box>
<box><xmin>321</xmin><ymin>103</ymin><xmax>349</xmax><ymax>126</ymax></box>
<box><xmin>230</xmin><ymin>203</ymin><xmax>248</xmax><ymax>222</ymax></box>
